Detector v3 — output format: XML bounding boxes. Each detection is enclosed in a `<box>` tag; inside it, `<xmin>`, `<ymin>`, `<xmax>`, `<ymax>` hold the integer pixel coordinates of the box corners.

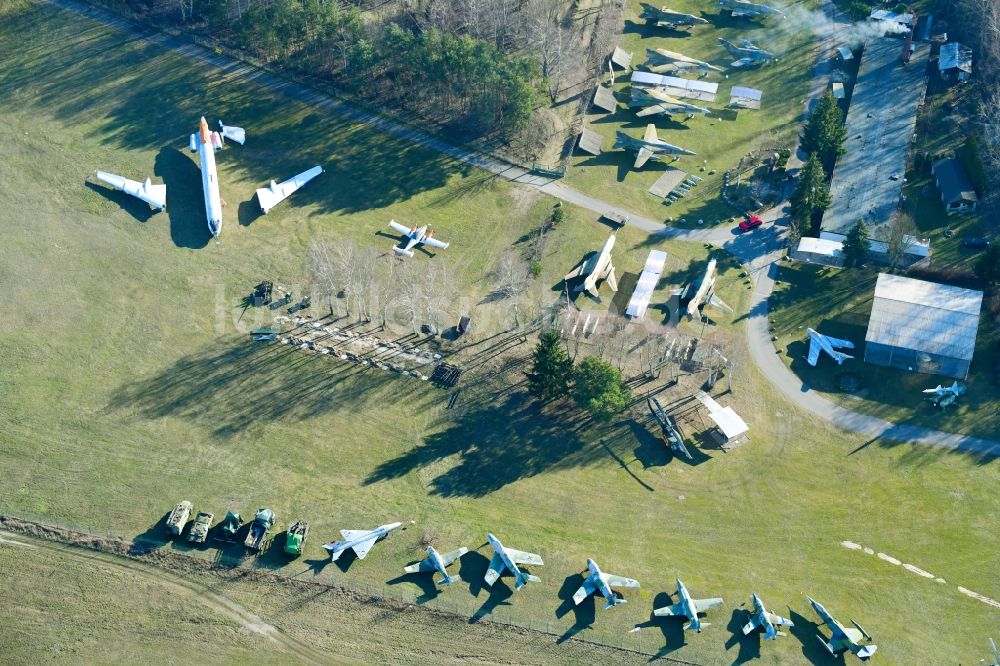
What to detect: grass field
<box><xmin>2</xmin><ymin>2</ymin><xmax>999</xmax><ymax>664</ymax></box>
<box><xmin>565</xmin><ymin>0</ymin><xmax>818</xmax><ymax>222</ymax></box>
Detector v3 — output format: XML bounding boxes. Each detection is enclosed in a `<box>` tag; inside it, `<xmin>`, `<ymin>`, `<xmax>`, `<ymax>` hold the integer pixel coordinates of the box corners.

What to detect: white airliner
<box><xmin>188</xmin><ymin>117</ymin><xmax>245</xmax><ymax>238</ymax></box>
<box><xmin>387</xmin><ymin>220</ymin><xmax>449</xmax><ymax>257</ymax></box>
<box><xmin>95</xmin><ymin>171</ymin><xmax>166</xmax><ymax>211</ymax></box>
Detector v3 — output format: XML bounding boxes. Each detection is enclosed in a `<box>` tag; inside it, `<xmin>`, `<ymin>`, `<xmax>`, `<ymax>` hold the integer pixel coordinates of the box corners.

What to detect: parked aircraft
<box><xmin>718</xmin><ymin>0</ymin><xmax>785</xmax><ymax>19</ymax></box>
<box><xmin>807</xmin><ymin>597</ymin><xmax>877</xmax><ymax>660</ymax></box>
<box><xmin>742</xmin><ymin>593</ymin><xmax>794</xmax><ymax>640</ymax></box>
<box><xmin>645</xmin><ymin>48</ymin><xmax>723</xmax><ymax>75</ymax></box>
<box><xmin>564</xmin><ymin>233</ymin><xmax>618</xmax><ymax>297</ymax></box>
<box><xmin>653</xmin><ymin>578</ymin><xmax>723</xmax><ymax>632</ymax></box>
<box><xmin>647</xmin><ymin>397</ymin><xmax>692</xmax><ymax>460</ymax></box>
<box><xmin>630</xmin><ymin>87</ymin><xmax>712</xmax><ymax>118</ymax></box>
<box><xmin>95</xmin><ymin>171</ymin><xmax>166</xmax><ymax>211</ymax></box>
<box><xmin>188</xmin><ymin>117</ymin><xmax>245</xmax><ymax>238</ymax></box>
<box><xmin>403</xmin><ymin>545</ymin><xmax>468</xmax><ymax>586</ymax></box>
<box><xmin>322</xmin><ymin>522</ymin><xmax>407</xmax><ymax>561</ymax></box>
<box><xmin>614</xmin><ymin>124</ymin><xmax>696</xmax><ymax>169</ymax></box>
<box><xmin>256</xmin><ymin>166</ymin><xmax>323</xmax><ymax>214</ymax></box>
<box><xmin>806</xmin><ymin>328</ymin><xmax>854</xmax><ymax>366</ymax></box>
<box><xmin>639</xmin><ymin>4</ymin><xmax>709</xmax><ymax>29</ymax></box>
<box><xmin>572</xmin><ymin>559</ymin><xmax>640</xmax><ymax>609</ymax></box>
<box><xmin>387</xmin><ymin>220</ymin><xmax>450</xmax><ymax>258</ymax></box>
<box><xmin>682</xmin><ymin>258</ymin><xmax>732</xmax><ymax>320</ymax></box>
<box><xmin>719</xmin><ymin>38</ymin><xmax>776</xmax><ymax>68</ymax></box>
<box><xmin>484</xmin><ymin>532</ymin><xmax>543</xmax><ymax>591</ymax></box>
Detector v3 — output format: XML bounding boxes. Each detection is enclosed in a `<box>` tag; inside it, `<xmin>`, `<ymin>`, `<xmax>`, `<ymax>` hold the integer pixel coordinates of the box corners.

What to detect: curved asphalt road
<box><xmin>46</xmin><ymin>0</ymin><xmax>998</xmax><ymax>456</ymax></box>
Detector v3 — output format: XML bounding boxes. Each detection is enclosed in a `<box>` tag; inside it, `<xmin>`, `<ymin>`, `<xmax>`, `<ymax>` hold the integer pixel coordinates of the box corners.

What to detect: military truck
<box><xmin>214</xmin><ymin>511</ymin><xmax>242</xmax><ymax>542</ymax></box>
<box><xmin>187</xmin><ymin>511</ymin><xmax>214</xmax><ymax>544</ymax></box>
<box><xmin>166</xmin><ymin>500</ymin><xmax>193</xmax><ymax>536</ymax></box>
<box><xmin>244</xmin><ymin>508</ymin><xmax>275</xmax><ymax>552</ymax></box>
<box><xmin>284</xmin><ymin>520</ymin><xmax>309</xmax><ymax>557</ymax></box>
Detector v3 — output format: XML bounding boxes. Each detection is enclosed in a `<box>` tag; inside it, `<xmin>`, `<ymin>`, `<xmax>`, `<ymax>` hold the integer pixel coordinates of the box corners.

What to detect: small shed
<box><xmin>837</xmin><ymin>46</ymin><xmax>854</xmax><ymax>62</ymax></box>
<box><xmin>792</xmin><ymin>237</ymin><xmax>844</xmax><ymax>267</ymax></box>
<box><xmin>610</xmin><ymin>46</ymin><xmax>633</xmax><ymax>72</ymax></box>
<box><xmin>729</xmin><ymin>86</ymin><xmax>762</xmax><ymax>109</ymax></box>
<box><xmin>577</xmin><ymin>127</ymin><xmax>604</xmax><ymax>156</ymax></box>
<box><xmin>830</xmin><ymin>81</ymin><xmax>845</xmax><ymax>99</ymax></box>
<box><xmin>931</xmin><ymin>158</ymin><xmax>978</xmax><ymax>214</ymax></box>
<box><xmin>938</xmin><ymin>42</ymin><xmax>973</xmax><ymax>82</ymax></box>
<box><xmin>695</xmin><ymin>391</ymin><xmax>749</xmax><ymax>450</ymax></box>
<box><xmin>592</xmin><ymin>85</ymin><xmax>617</xmax><ymax>113</ymax></box>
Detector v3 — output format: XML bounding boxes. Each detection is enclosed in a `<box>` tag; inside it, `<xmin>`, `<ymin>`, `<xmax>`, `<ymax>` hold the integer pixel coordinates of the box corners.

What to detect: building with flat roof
<box><xmin>864</xmin><ymin>273</ymin><xmax>983</xmax><ymax>379</ymax></box>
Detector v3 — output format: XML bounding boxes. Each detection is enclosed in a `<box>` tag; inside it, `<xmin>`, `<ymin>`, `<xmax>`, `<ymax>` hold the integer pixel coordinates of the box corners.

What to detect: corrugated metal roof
<box><xmin>797</xmin><ymin>237</ymin><xmax>843</xmax><ymax>257</ymax></box>
<box><xmin>865</xmin><ymin>274</ymin><xmax>983</xmax><ymax>360</ymax></box>
<box><xmin>710</xmin><ymin>407</ymin><xmax>748</xmax><ymax>439</ymax></box>
<box><xmin>625</xmin><ymin>250</ymin><xmax>667</xmax><ymax>318</ymax></box>
<box><xmin>630</xmin><ymin>72</ymin><xmax>718</xmax><ymax>101</ymax></box>
<box><xmin>939</xmin><ymin>42</ymin><xmax>972</xmax><ymax>73</ymax></box>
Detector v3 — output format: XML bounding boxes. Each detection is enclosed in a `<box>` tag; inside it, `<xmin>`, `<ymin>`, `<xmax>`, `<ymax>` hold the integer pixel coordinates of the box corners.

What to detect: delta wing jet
<box><xmin>188</xmin><ymin>117</ymin><xmax>245</xmax><ymax>238</ymax></box>
<box><xmin>742</xmin><ymin>593</ymin><xmax>794</xmax><ymax>640</ymax></box>
<box><xmin>256</xmin><ymin>166</ymin><xmax>323</xmax><ymax>214</ymax></box>
<box><xmin>806</xmin><ymin>328</ymin><xmax>854</xmax><ymax>366</ymax></box>
<box><xmin>808</xmin><ymin>597</ymin><xmax>877</xmax><ymax>660</ymax></box>
<box><xmin>682</xmin><ymin>258</ymin><xmax>732</xmax><ymax>320</ymax></box>
<box><xmin>483</xmin><ymin>532</ymin><xmax>543</xmax><ymax>591</ymax></box>
<box><xmin>719</xmin><ymin>38</ymin><xmax>776</xmax><ymax>68</ymax></box>
<box><xmin>640</xmin><ymin>4</ymin><xmax>709</xmax><ymax>29</ymax></box>
<box><xmin>322</xmin><ymin>522</ymin><xmax>406</xmax><ymax>562</ymax></box>
<box><xmin>615</xmin><ymin>124</ymin><xmax>696</xmax><ymax>169</ymax></box>
<box><xmin>95</xmin><ymin>171</ymin><xmax>166</xmax><ymax>211</ymax></box>
<box><xmin>653</xmin><ymin>578</ymin><xmax>723</xmax><ymax>632</ymax></box>
<box><xmin>572</xmin><ymin>559</ymin><xmax>640</xmax><ymax>609</ymax></box>
<box><xmin>718</xmin><ymin>0</ymin><xmax>785</xmax><ymax>19</ymax></box>
<box><xmin>630</xmin><ymin>87</ymin><xmax>712</xmax><ymax>118</ymax></box>
<box><xmin>387</xmin><ymin>220</ymin><xmax>450</xmax><ymax>258</ymax></box>
<box><xmin>403</xmin><ymin>545</ymin><xmax>468</xmax><ymax>586</ymax></box>
<box><xmin>645</xmin><ymin>48</ymin><xmax>723</xmax><ymax>75</ymax></box>
<box><xmin>564</xmin><ymin>233</ymin><xmax>618</xmax><ymax>297</ymax></box>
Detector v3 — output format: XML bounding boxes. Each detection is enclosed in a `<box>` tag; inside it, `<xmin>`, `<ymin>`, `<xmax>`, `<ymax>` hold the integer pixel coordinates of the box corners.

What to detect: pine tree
<box><xmin>572</xmin><ymin>356</ymin><xmax>630</xmax><ymax>421</ymax></box>
<box><xmin>800</xmin><ymin>91</ymin><xmax>847</xmax><ymax>176</ymax></box>
<box><xmin>526</xmin><ymin>331</ymin><xmax>573</xmax><ymax>402</ymax></box>
<box><xmin>842</xmin><ymin>218</ymin><xmax>870</xmax><ymax>268</ymax></box>
<box><xmin>789</xmin><ymin>156</ymin><xmax>831</xmax><ymax>236</ymax></box>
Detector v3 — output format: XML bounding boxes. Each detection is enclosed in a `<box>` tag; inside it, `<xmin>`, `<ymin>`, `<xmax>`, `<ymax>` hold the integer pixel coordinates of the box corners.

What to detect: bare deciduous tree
<box><xmin>886</xmin><ymin>211</ymin><xmax>917</xmax><ymax>273</ymax></box>
<box><xmin>493</xmin><ymin>251</ymin><xmax>531</xmax><ymax>329</ymax></box>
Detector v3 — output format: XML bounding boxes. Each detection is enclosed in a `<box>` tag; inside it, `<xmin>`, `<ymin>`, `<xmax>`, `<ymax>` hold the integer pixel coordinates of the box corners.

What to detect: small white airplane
<box><xmin>653</xmin><ymin>578</ymin><xmax>723</xmax><ymax>632</ymax></box>
<box><xmin>95</xmin><ymin>171</ymin><xmax>166</xmax><ymax>211</ymax></box>
<box><xmin>483</xmin><ymin>532</ymin><xmax>543</xmax><ymax>591</ymax></box>
<box><xmin>683</xmin><ymin>258</ymin><xmax>732</xmax><ymax>320</ymax></box>
<box><xmin>322</xmin><ymin>521</ymin><xmax>408</xmax><ymax>562</ymax></box>
<box><xmin>188</xmin><ymin>117</ymin><xmax>245</xmax><ymax>238</ymax></box>
<box><xmin>742</xmin><ymin>592</ymin><xmax>794</xmax><ymax>640</ymax></box>
<box><xmin>572</xmin><ymin>559</ymin><xmax>640</xmax><ymax>609</ymax></box>
<box><xmin>387</xmin><ymin>220</ymin><xmax>450</xmax><ymax>258</ymax></box>
<box><xmin>564</xmin><ymin>233</ymin><xmax>618</xmax><ymax>297</ymax></box>
<box><xmin>808</xmin><ymin>596</ymin><xmax>877</xmax><ymax>660</ymax></box>
<box><xmin>806</xmin><ymin>328</ymin><xmax>854</xmax><ymax>366</ymax></box>
<box><xmin>256</xmin><ymin>166</ymin><xmax>324</xmax><ymax>214</ymax></box>
<box><xmin>403</xmin><ymin>545</ymin><xmax>469</xmax><ymax>586</ymax></box>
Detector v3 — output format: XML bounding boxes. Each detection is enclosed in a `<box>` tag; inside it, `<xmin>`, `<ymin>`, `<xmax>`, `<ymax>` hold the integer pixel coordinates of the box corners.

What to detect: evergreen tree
<box><xmin>800</xmin><ymin>91</ymin><xmax>847</xmax><ymax>176</ymax></box>
<box><xmin>526</xmin><ymin>331</ymin><xmax>573</xmax><ymax>401</ymax></box>
<box><xmin>975</xmin><ymin>243</ymin><xmax>1000</xmax><ymax>287</ymax></box>
<box><xmin>789</xmin><ymin>156</ymin><xmax>831</xmax><ymax>236</ymax></box>
<box><xmin>842</xmin><ymin>218</ymin><xmax>870</xmax><ymax>268</ymax></box>
<box><xmin>572</xmin><ymin>357</ymin><xmax>630</xmax><ymax>421</ymax></box>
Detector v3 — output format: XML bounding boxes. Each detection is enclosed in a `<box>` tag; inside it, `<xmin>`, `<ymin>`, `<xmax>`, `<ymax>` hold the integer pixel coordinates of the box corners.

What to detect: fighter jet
<box><xmin>718</xmin><ymin>38</ymin><xmax>776</xmax><ymax>68</ymax></box>
<box><xmin>807</xmin><ymin>597</ymin><xmax>877</xmax><ymax>660</ymax></box>
<box><xmin>645</xmin><ymin>48</ymin><xmax>723</xmax><ymax>75</ymax></box>
<box><xmin>572</xmin><ymin>559</ymin><xmax>640</xmax><ymax>609</ymax></box>
<box><xmin>403</xmin><ymin>545</ymin><xmax>469</xmax><ymax>586</ymax></box>
<box><xmin>718</xmin><ymin>0</ymin><xmax>785</xmax><ymax>19</ymax></box>
<box><xmin>630</xmin><ymin>87</ymin><xmax>712</xmax><ymax>118</ymax></box>
<box><xmin>95</xmin><ymin>171</ymin><xmax>166</xmax><ymax>211</ymax></box>
<box><xmin>322</xmin><ymin>522</ymin><xmax>407</xmax><ymax>562</ymax></box>
<box><xmin>483</xmin><ymin>532</ymin><xmax>543</xmax><ymax>591</ymax></box>
<box><xmin>682</xmin><ymin>258</ymin><xmax>732</xmax><ymax>320</ymax></box>
<box><xmin>742</xmin><ymin>593</ymin><xmax>794</xmax><ymax>640</ymax></box>
<box><xmin>256</xmin><ymin>166</ymin><xmax>323</xmax><ymax>214</ymax></box>
<box><xmin>614</xmin><ymin>124</ymin><xmax>696</xmax><ymax>169</ymax></box>
<box><xmin>188</xmin><ymin>117</ymin><xmax>245</xmax><ymax>238</ymax></box>
<box><xmin>652</xmin><ymin>578</ymin><xmax>723</xmax><ymax>632</ymax></box>
<box><xmin>922</xmin><ymin>381</ymin><xmax>966</xmax><ymax>409</ymax></box>
<box><xmin>647</xmin><ymin>396</ymin><xmax>692</xmax><ymax>460</ymax></box>
<box><xmin>387</xmin><ymin>219</ymin><xmax>450</xmax><ymax>258</ymax></box>
<box><xmin>564</xmin><ymin>233</ymin><xmax>618</xmax><ymax>297</ymax></box>
<box><xmin>806</xmin><ymin>328</ymin><xmax>854</xmax><ymax>366</ymax></box>
<box><xmin>639</xmin><ymin>4</ymin><xmax>709</xmax><ymax>29</ymax></box>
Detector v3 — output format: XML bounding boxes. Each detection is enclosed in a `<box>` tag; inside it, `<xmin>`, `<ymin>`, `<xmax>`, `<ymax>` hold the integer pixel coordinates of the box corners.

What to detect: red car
<box><xmin>739</xmin><ymin>215</ymin><xmax>763</xmax><ymax>232</ymax></box>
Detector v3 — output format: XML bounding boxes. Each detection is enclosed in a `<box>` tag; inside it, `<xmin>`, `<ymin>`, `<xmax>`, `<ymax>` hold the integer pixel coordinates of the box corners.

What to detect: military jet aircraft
<box><xmin>322</xmin><ymin>522</ymin><xmax>407</xmax><ymax>562</ymax></box>
<box><xmin>615</xmin><ymin>124</ymin><xmax>696</xmax><ymax>169</ymax></box>
<box><xmin>564</xmin><ymin>233</ymin><xmax>618</xmax><ymax>297</ymax></box>
<box><xmin>639</xmin><ymin>4</ymin><xmax>709</xmax><ymax>29</ymax></box>
<box><xmin>682</xmin><ymin>258</ymin><xmax>732</xmax><ymax>320</ymax></box>
<box><xmin>387</xmin><ymin>219</ymin><xmax>450</xmax><ymax>258</ymax></box>
<box><xmin>647</xmin><ymin>396</ymin><xmax>693</xmax><ymax>460</ymax></box>
<box><xmin>572</xmin><ymin>559</ymin><xmax>640</xmax><ymax>609</ymax></box>
<box><xmin>719</xmin><ymin>38</ymin><xmax>776</xmax><ymax>68</ymax></box>
<box><xmin>922</xmin><ymin>381</ymin><xmax>967</xmax><ymax>409</ymax></box>
<box><xmin>484</xmin><ymin>532</ymin><xmax>543</xmax><ymax>591</ymax></box>
<box><xmin>630</xmin><ymin>87</ymin><xmax>712</xmax><ymax>118</ymax></box>
<box><xmin>807</xmin><ymin>597</ymin><xmax>877</xmax><ymax>660</ymax></box>
<box><xmin>403</xmin><ymin>545</ymin><xmax>469</xmax><ymax>586</ymax></box>
<box><xmin>645</xmin><ymin>48</ymin><xmax>723</xmax><ymax>75</ymax></box>
<box><xmin>95</xmin><ymin>171</ymin><xmax>167</xmax><ymax>211</ymax></box>
<box><xmin>742</xmin><ymin>593</ymin><xmax>794</xmax><ymax>640</ymax></box>
<box><xmin>256</xmin><ymin>165</ymin><xmax>324</xmax><ymax>214</ymax></box>
<box><xmin>718</xmin><ymin>0</ymin><xmax>785</xmax><ymax>19</ymax></box>
<box><xmin>653</xmin><ymin>578</ymin><xmax>723</xmax><ymax>632</ymax></box>
<box><xmin>806</xmin><ymin>328</ymin><xmax>854</xmax><ymax>366</ymax></box>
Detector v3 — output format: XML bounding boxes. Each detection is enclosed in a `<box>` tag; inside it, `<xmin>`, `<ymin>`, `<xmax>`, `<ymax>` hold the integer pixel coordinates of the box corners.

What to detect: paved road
<box><xmin>47</xmin><ymin>0</ymin><xmax>998</xmax><ymax>456</ymax></box>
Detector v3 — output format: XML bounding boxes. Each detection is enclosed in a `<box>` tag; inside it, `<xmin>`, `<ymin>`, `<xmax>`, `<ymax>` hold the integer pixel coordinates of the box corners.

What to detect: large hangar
<box><xmin>864</xmin><ymin>274</ymin><xmax>983</xmax><ymax>379</ymax></box>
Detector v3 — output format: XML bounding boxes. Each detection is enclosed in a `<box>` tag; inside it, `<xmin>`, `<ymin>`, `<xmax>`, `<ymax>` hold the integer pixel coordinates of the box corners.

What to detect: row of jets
<box><xmin>322</xmin><ymin>522</ymin><xmax>876</xmax><ymax>659</ymax></box>
<box><xmin>640</xmin><ymin>0</ymin><xmax>785</xmax><ymax>30</ymax></box>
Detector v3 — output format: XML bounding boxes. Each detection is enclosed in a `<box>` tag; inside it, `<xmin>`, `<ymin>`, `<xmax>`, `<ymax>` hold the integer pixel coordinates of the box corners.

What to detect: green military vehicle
<box><xmin>215</xmin><ymin>511</ymin><xmax>243</xmax><ymax>542</ymax></box>
<box><xmin>166</xmin><ymin>500</ymin><xmax>193</xmax><ymax>536</ymax></box>
<box><xmin>186</xmin><ymin>511</ymin><xmax>214</xmax><ymax>544</ymax></box>
<box><xmin>284</xmin><ymin>520</ymin><xmax>309</xmax><ymax>557</ymax></box>
<box><xmin>244</xmin><ymin>508</ymin><xmax>275</xmax><ymax>552</ymax></box>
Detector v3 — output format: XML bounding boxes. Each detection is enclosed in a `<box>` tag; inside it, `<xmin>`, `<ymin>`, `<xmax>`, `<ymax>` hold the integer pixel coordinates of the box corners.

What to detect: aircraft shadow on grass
<box><xmin>554</xmin><ymin>572</ymin><xmax>595</xmax><ymax>643</ymax></box>
<box><xmin>153</xmin><ymin>146</ymin><xmax>210</xmax><ymax>249</ymax></box>
<box><xmin>386</xmin><ymin>569</ymin><xmax>440</xmax><ymax>604</ymax></box>
<box><xmin>237</xmin><ymin>198</ymin><xmax>261</xmax><ymax>227</ymax></box>
<box><xmin>788</xmin><ymin>609</ymin><xmax>843</xmax><ymax>665</ymax></box>
<box><xmin>84</xmin><ymin>180</ymin><xmax>159</xmax><ymax>224</ymax></box>
<box><xmin>460</xmin><ymin>547</ymin><xmax>516</xmax><ymax>623</ymax></box>
<box><xmin>724</xmin><ymin>606</ymin><xmax>761</xmax><ymax>664</ymax></box>
<box><xmin>634</xmin><ymin>590</ymin><xmax>686</xmax><ymax>658</ymax></box>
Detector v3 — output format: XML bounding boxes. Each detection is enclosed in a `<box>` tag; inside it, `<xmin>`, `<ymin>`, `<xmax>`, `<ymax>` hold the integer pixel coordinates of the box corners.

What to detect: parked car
<box><xmin>739</xmin><ymin>215</ymin><xmax>763</xmax><ymax>232</ymax></box>
<box><xmin>962</xmin><ymin>237</ymin><xmax>990</xmax><ymax>249</ymax></box>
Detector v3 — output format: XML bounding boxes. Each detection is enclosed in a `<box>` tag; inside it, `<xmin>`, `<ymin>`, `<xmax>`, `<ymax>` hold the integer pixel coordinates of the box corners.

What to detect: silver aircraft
<box><xmin>806</xmin><ymin>328</ymin><xmax>854</xmax><ymax>366</ymax></box>
<box><xmin>564</xmin><ymin>233</ymin><xmax>618</xmax><ymax>297</ymax></box>
<box><xmin>719</xmin><ymin>38</ymin><xmax>776</xmax><ymax>68</ymax></box>
<box><xmin>742</xmin><ymin>593</ymin><xmax>794</xmax><ymax>640</ymax></box>
<box><xmin>718</xmin><ymin>0</ymin><xmax>785</xmax><ymax>19</ymax></box>
<box><xmin>922</xmin><ymin>380</ymin><xmax>966</xmax><ymax>409</ymax></box>
<box><xmin>572</xmin><ymin>559</ymin><xmax>640</xmax><ymax>609</ymax></box>
<box><xmin>683</xmin><ymin>258</ymin><xmax>732</xmax><ymax>320</ymax></box>
<box><xmin>387</xmin><ymin>219</ymin><xmax>450</xmax><ymax>258</ymax></box>
<box><xmin>484</xmin><ymin>532</ymin><xmax>543</xmax><ymax>591</ymax></box>
<box><xmin>645</xmin><ymin>48</ymin><xmax>723</xmax><ymax>75</ymax></box>
<box><xmin>322</xmin><ymin>522</ymin><xmax>406</xmax><ymax>561</ymax></box>
<box><xmin>630</xmin><ymin>87</ymin><xmax>712</xmax><ymax>118</ymax></box>
<box><xmin>653</xmin><ymin>578</ymin><xmax>723</xmax><ymax>632</ymax></box>
<box><xmin>808</xmin><ymin>597</ymin><xmax>877</xmax><ymax>660</ymax></box>
<box><xmin>403</xmin><ymin>545</ymin><xmax>469</xmax><ymax>586</ymax></box>
<box><xmin>95</xmin><ymin>171</ymin><xmax>167</xmax><ymax>211</ymax></box>
<box><xmin>615</xmin><ymin>124</ymin><xmax>696</xmax><ymax>169</ymax></box>
<box><xmin>640</xmin><ymin>4</ymin><xmax>709</xmax><ymax>29</ymax></box>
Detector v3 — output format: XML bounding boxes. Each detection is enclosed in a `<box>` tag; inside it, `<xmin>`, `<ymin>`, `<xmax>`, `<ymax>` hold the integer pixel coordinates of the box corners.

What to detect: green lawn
<box><xmin>1</xmin><ymin>3</ymin><xmax>999</xmax><ymax>665</ymax></box>
<box><xmin>565</xmin><ymin>0</ymin><xmax>817</xmax><ymax>222</ymax></box>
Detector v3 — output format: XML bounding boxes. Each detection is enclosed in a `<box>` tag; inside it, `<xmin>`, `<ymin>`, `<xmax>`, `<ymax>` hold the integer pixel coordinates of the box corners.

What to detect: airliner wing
<box><xmin>507</xmin><ymin>549</ymin><xmax>543</xmax><ymax>566</ymax></box>
<box><xmin>423</xmin><ymin>237</ymin><xmax>449</xmax><ymax>250</ymax></box>
<box><xmin>96</xmin><ymin>171</ymin><xmax>166</xmax><ymax>211</ymax></box>
<box><xmin>256</xmin><ymin>166</ymin><xmax>323</xmax><ymax>214</ymax></box>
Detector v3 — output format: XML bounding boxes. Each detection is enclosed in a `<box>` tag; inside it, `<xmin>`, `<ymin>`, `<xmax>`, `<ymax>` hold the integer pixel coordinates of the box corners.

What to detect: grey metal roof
<box><xmin>939</xmin><ymin>42</ymin><xmax>972</xmax><ymax>74</ymax></box>
<box><xmin>932</xmin><ymin>158</ymin><xmax>978</xmax><ymax>204</ymax></box>
<box><xmin>630</xmin><ymin>71</ymin><xmax>718</xmax><ymax>101</ymax></box>
<box><xmin>865</xmin><ymin>274</ymin><xmax>983</xmax><ymax>361</ymax></box>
